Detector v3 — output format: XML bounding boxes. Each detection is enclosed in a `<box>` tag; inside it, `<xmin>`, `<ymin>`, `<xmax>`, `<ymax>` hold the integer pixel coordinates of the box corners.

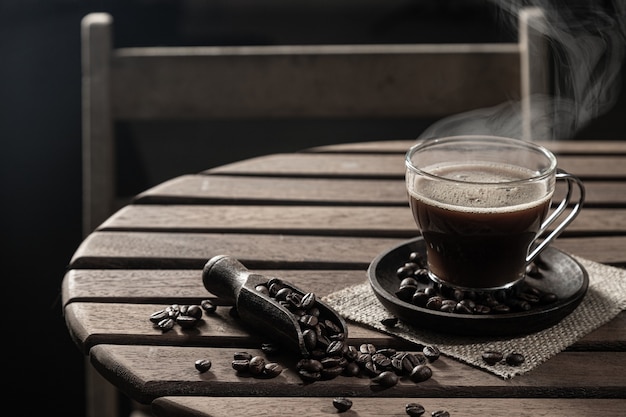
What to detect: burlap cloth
<box><xmin>323</xmin><ymin>255</ymin><xmax>626</xmax><ymax>379</ymax></box>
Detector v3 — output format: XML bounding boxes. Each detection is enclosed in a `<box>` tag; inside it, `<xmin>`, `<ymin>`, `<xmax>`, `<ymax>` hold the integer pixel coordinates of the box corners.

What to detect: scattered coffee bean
<box><xmin>194</xmin><ymin>359</ymin><xmax>212</xmax><ymax>373</ymax></box>
<box><xmin>432</xmin><ymin>410</ymin><xmax>450</xmax><ymax>417</ymax></box>
<box><xmin>423</xmin><ymin>345</ymin><xmax>440</xmax><ymax>362</ymax></box>
<box><xmin>332</xmin><ymin>397</ymin><xmax>353</xmax><ymax>412</ymax></box>
<box><xmin>409</xmin><ymin>364</ymin><xmax>433</xmax><ymax>382</ymax></box>
<box><xmin>505</xmin><ymin>352</ymin><xmax>525</xmax><ymax>366</ymax></box>
<box><xmin>200</xmin><ymin>299</ymin><xmax>217</xmax><ymax>313</ymax></box>
<box><xmin>263</xmin><ymin>362</ymin><xmax>283</xmax><ymax>378</ymax></box>
<box><xmin>371</xmin><ymin>370</ymin><xmax>398</xmax><ymax>387</ymax></box>
<box><xmin>405</xmin><ymin>402</ymin><xmax>426</xmax><ymax>416</ymax></box>
<box><xmin>381</xmin><ymin>317</ymin><xmax>399</xmax><ymax>327</ymax></box>
<box><xmin>481</xmin><ymin>350</ymin><xmax>504</xmax><ymax>365</ymax></box>
<box><xmin>150</xmin><ymin>303</ymin><xmax>205</xmax><ymax>332</ymax></box>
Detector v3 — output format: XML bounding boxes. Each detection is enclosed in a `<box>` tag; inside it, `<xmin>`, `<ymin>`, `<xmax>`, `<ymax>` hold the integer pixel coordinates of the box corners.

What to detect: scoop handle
<box><xmin>202</xmin><ymin>254</ymin><xmax>249</xmax><ymax>303</ymax></box>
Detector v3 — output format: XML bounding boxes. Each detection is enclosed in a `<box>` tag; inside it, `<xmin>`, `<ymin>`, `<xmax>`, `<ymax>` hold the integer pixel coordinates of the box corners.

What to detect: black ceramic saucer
<box><xmin>367</xmin><ymin>237</ymin><xmax>589</xmax><ymax>337</ymax></box>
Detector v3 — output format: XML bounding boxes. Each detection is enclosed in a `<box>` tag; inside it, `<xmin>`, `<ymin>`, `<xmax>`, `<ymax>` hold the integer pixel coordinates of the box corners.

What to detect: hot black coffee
<box><xmin>408</xmin><ymin>162</ymin><xmax>551</xmax><ymax>289</ymax></box>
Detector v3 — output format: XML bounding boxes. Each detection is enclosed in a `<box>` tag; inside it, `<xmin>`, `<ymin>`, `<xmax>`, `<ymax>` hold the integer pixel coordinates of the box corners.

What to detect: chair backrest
<box><xmin>81</xmin><ymin>8</ymin><xmax>548</xmax><ymax>236</ymax></box>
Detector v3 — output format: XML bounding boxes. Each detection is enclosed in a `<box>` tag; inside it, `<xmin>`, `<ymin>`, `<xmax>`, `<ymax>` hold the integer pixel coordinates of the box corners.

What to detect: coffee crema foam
<box><xmin>408</xmin><ymin>162</ymin><xmax>552</xmax><ymax>213</ymax></box>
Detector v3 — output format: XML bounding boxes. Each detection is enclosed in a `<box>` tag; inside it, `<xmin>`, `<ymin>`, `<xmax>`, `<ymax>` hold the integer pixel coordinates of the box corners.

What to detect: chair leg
<box><xmin>86</xmin><ymin>358</ymin><xmax>120</xmax><ymax>417</ymax></box>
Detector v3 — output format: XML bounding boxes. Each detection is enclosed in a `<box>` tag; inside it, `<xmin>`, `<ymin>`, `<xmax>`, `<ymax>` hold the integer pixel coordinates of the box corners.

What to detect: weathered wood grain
<box><xmin>89</xmin><ymin>344</ymin><xmax>626</xmax><ymax>405</ymax></box>
<box><xmin>152</xmin><ymin>396</ymin><xmax>626</xmax><ymax>417</ymax></box>
<box><xmin>69</xmin><ymin>232</ymin><xmax>626</xmax><ymax>269</ymax></box>
<box><xmin>135</xmin><ymin>175</ymin><xmax>626</xmax><ymax>207</ymax></box>
<box><xmin>206</xmin><ymin>153</ymin><xmax>626</xmax><ymax>179</ymax></box>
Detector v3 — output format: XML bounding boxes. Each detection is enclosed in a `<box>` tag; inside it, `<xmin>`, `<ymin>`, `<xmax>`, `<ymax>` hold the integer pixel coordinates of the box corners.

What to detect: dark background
<box><xmin>1</xmin><ymin>1</ymin><xmax>624</xmax><ymax>416</ymax></box>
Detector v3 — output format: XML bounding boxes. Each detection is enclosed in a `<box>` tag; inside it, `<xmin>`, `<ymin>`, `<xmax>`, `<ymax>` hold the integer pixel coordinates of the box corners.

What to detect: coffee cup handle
<box><xmin>526</xmin><ymin>169</ymin><xmax>585</xmax><ymax>264</ymax></box>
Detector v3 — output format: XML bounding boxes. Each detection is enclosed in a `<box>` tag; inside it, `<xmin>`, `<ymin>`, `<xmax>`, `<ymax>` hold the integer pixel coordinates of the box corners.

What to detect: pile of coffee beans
<box><xmin>230</xmin><ymin>351</ymin><xmax>283</xmax><ymax>378</ymax></box>
<box><xmin>394</xmin><ymin>252</ymin><xmax>558</xmax><ymax>315</ymax></box>
<box><xmin>254</xmin><ymin>277</ymin><xmax>347</xmax><ymax>358</ymax></box>
<box><xmin>149</xmin><ymin>303</ymin><xmax>202</xmax><ymax>331</ymax></box>
<box><xmin>253</xmin><ymin>276</ymin><xmax>439</xmax><ymax>385</ymax></box>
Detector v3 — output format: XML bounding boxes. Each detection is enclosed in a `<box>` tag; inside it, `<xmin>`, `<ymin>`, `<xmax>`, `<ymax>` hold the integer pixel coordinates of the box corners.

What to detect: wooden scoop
<box><xmin>202</xmin><ymin>254</ymin><xmax>349</xmax><ymax>358</ymax></box>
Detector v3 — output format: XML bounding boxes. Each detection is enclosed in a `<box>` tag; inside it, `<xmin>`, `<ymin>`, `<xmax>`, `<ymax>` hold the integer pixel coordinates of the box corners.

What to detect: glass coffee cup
<box><xmin>405</xmin><ymin>135</ymin><xmax>585</xmax><ymax>291</ymax></box>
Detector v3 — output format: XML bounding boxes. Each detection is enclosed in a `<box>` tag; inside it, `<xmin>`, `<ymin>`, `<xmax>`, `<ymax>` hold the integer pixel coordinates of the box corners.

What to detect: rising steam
<box><xmin>419</xmin><ymin>0</ymin><xmax>626</xmax><ymax>141</ymax></box>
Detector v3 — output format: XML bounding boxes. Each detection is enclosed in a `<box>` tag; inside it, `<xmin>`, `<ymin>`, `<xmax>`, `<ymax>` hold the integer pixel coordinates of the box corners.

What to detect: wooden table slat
<box><xmin>152</xmin><ymin>396</ymin><xmax>626</xmax><ymax>417</ymax></box>
<box><xmin>101</xmin><ymin>205</ymin><xmax>626</xmax><ymax>235</ymax></box>
<box><xmin>69</xmin><ymin>232</ymin><xmax>626</xmax><ymax>269</ymax></box>
<box><xmin>305</xmin><ymin>139</ymin><xmax>626</xmax><ymax>155</ymax></box>
<box><xmin>64</xmin><ymin>302</ymin><xmax>626</xmax><ymax>354</ymax></box>
<box><xmin>206</xmin><ymin>153</ymin><xmax>626</xmax><ymax>179</ymax></box>
<box><xmin>135</xmin><ymin>175</ymin><xmax>626</xmax><ymax>207</ymax></box>
<box><xmin>89</xmin><ymin>344</ymin><xmax>626</xmax><ymax>405</ymax></box>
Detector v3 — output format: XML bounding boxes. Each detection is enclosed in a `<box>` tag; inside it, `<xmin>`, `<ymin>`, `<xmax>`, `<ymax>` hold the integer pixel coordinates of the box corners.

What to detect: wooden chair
<box><xmin>80</xmin><ymin>7</ymin><xmax>548</xmax><ymax>417</ymax></box>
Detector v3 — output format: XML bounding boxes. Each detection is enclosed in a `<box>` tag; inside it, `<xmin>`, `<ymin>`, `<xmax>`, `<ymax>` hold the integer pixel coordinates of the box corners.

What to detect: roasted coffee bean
<box><xmin>359</xmin><ymin>343</ymin><xmax>377</xmax><ymax>354</ymax></box>
<box><xmin>299</xmin><ymin>314</ymin><xmax>318</xmax><ymax>328</ymax></box>
<box><xmin>149</xmin><ymin>310</ymin><xmax>168</xmax><ymax>323</ymax></box>
<box><xmin>194</xmin><ymin>359</ymin><xmax>212</xmax><ymax>373</ymax></box>
<box><xmin>426</xmin><ymin>296</ymin><xmax>444</xmax><ymax>310</ymax></box>
<box><xmin>372</xmin><ymin>370</ymin><xmax>398</xmax><ymax>387</ymax></box>
<box><xmin>233</xmin><ymin>352</ymin><xmax>253</xmax><ymax>361</ymax></box>
<box><xmin>540</xmin><ymin>292</ymin><xmax>558</xmax><ymax>304</ymax></box>
<box><xmin>175</xmin><ymin>315</ymin><xmax>198</xmax><ymax>329</ymax></box>
<box><xmin>298</xmin><ymin>369</ymin><xmax>321</xmax><ymax>382</ymax></box>
<box><xmin>343</xmin><ymin>361</ymin><xmax>361</xmax><ymax>376</ymax></box>
<box><xmin>481</xmin><ymin>350</ymin><xmax>503</xmax><ymax>365</ymax></box>
<box><xmin>412</xmin><ymin>291</ymin><xmax>429</xmax><ymax>307</ymax></box>
<box><xmin>324</xmin><ymin>319</ymin><xmax>343</xmax><ymax>335</ymax></box>
<box><xmin>307</xmin><ymin>306</ymin><xmax>321</xmax><ymax>317</ymax></box>
<box><xmin>297</xmin><ymin>359</ymin><xmax>323</xmax><ymax>373</ymax></box>
<box><xmin>396</xmin><ymin>285</ymin><xmax>417</xmax><ymax>301</ymax></box>
<box><xmin>166</xmin><ymin>304</ymin><xmax>180</xmax><ymax>317</ymax></box>
<box><xmin>332</xmin><ymin>397</ymin><xmax>353</xmax><ymax>412</ymax></box>
<box><xmin>248</xmin><ymin>356</ymin><xmax>266</xmax><ymax>375</ymax></box>
<box><xmin>326</xmin><ymin>340</ymin><xmax>345</xmax><ymax>356</ymax></box>
<box><xmin>200</xmin><ymin>299</ymin><xmax>217</xmax><ymax>313</ymax></box>
<box><xmin>432</xmin><ymin>410</ymin><xmax>450</xmax><ymax>417</ymax></box>
<box><xmin>185</xmin><ymin>305</ymin><xmax>203</xmax><ymax>319</ymax></box>
<box><xmin>157</xmin><ymin>317</ymin><xmax>175</xmax><ymax>331</ymax></box>
<box><xmin>505</xmin><ymin>352</ymin><xmax>525</xmax><ymax>366</ymax></box>
<box><xmin>286</xmin><ymin>292</ymin><xmax>303</xmax><ymax>308</ymax></box>
<box><xmin>526</xmin><ymin>262</ymin><xmax>541</xmax><ymax>277</ymax></box>
<box><xmin>302</xmin><ymin>328</ymin><xmax>317</xmax><ymax>351</ymax></box>
<box><xmin>361</xmin><ymin>361</ymin><xmax>381</xmax><ymax>377</ymax></box>
<box><xmin>413</xmin><ymin>268</ymin><xmax>430</xmax><ymax>281</ymax></box>
<box><xmin>405</xmin><ymin>402</ymin><xmax>426</xmax><ymax>416</ymax></box>
<box><xmin>300</xmin><ymin>292</ymin><xmax>316</xmax><ymax>310</ymax></box>
<box><xmin>371</xmin><ymin>353</ymin><xmax>392</xmax><ymax>369</ymax></box>
<box><xmin>260</xmin><ymin>343</ymin><xmax>280</xmax><ymax>355</ymax></box>
<box><xmin>423</xmin><ymin>345</ymin><xmax>440</xmax><ymax>362</ymax></box>
<box><xmin>400</xmin><ymin>277</ymin><xmax>419</xmax><ymax>288</ymax></box>
<box><xmin>263</xmin><ymin>362</ymin><xmax>283</xmax><ymax>378</ymax></box>
<box><xmin>344</xmin><ymin>345</ymin><xmax>359</xmax><ymax>361</ymax></box>
<box><xmin>491</xmin><ymin>304</ymin><xmax>511</xmax><ymax>314</ymax></box>
<box><xmin>440</xmin><ymin>303</ymin><xmax>456</xmax><ymax>313</ymax></box>
<box><xmin>321</xmin><ymin>366</ymin><xmax>344</xmax><ymax>380</ymax></box>
<box><xmin>274</xmin><ymin>287</ymin><xmax>293</xmax><ymax>301</ymax></box>
<box><xmin>409</xmin><ymin>364</ymin><xmax>432</xmax><ymax>382</ymax></box>
<box><xmin>474</xmin><ymin>304</ymin><xmax>491</xmax><ymax>314</ymax></box>
<box><xmin>254</xmin><ymin>284</ymin><xmax>270</xmax><ymax>295</ymax></box>
<box><xmin>408</xmin><ymin>251</ymin><xmax>426</xmax><ymax>266</ymax></box>
<box><xmin>231</xmin><ymin>359</ymin><xmax>250</xmax><ymax>372</ymax></box>
<box><xmin>376</xmin><ymin>348</ymin><xmax>397</xmax><ymax>357</ymax></box>
<box><xmin>518</xmin><ymin>292</ymin><xmax>540</xmax><ymax>303</ymax></box>
<box><xmin>454</xmin><ymin>302</ymin><xmax>473</xmax><ymax>314</ymax></box>
<box><xmin>397</xmin><ymin>265</ymin><xmax>416</xmax><ymax>279</ymax></box>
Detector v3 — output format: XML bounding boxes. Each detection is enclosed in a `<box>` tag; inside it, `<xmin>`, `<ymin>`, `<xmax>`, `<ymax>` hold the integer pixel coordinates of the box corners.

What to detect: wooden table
<box><xmin>63</xmin><ymin>139</ymin><xmax>626</xmax><ymax>417</ymax></box>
